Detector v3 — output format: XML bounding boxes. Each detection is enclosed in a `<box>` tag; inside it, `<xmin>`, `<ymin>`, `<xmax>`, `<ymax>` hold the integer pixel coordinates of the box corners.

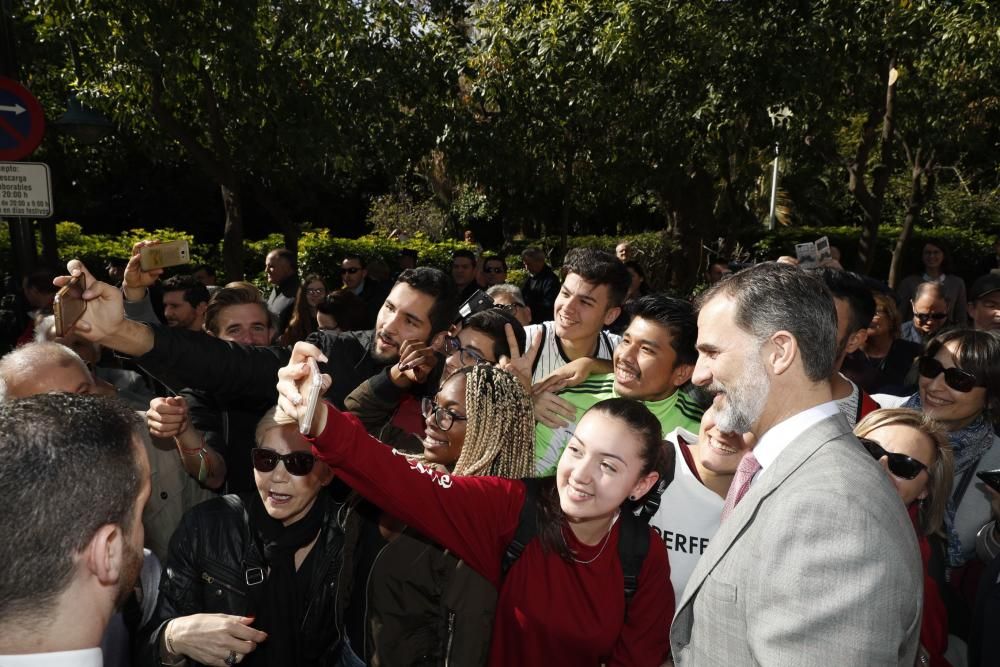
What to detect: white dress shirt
<box><xmin>751</xmin><ymin>401</ymin><xmax>842</xmax><ymax>484</ymax></box>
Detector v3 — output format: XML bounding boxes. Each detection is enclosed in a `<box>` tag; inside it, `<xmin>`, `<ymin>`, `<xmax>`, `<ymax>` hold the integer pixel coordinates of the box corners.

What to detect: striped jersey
<box><xmin>533</xmin><ymin>373</ymin><xmax>705</xmax><ymax>475</ymax></box>
<box><xmin>524</xmin><ymin>322</ymin><xmax>621</xmax><ymax>385</ymax></box>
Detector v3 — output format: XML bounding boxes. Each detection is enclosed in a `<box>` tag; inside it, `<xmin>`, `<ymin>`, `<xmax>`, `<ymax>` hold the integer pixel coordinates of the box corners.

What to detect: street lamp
<box><xmin>767</xmin><ymin>104</ymin><xmax>793</xmax><ymax>231</ymax></box>
<box><xmin>52</xmin><ymin>93</ymin><xmax>113</xmax><ymax>144</ymax></box>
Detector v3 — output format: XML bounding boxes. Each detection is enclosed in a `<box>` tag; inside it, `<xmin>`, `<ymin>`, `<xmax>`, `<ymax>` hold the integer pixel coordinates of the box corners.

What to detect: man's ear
<box><xmin>430</xmin><ymin>330</ymin><xmax>448</xmax><ymax>353</ymax></box>
<box><xmin>671</xmin><ymin>363</ymin><xmax>695</xmax><ymax>388</ymax></box>
<box><xmin>86</xmin><ymin>524</ymin><xmax>124</xmax><ymax>587</ymax></box>
<box><xmin>845</xmin><ymin>328</ymin><xmax>868</xmax><ymax>354</ymax></box>
<box><xmin>602</xmin><ymin>305</ymin><xmax>622</xmax><ymax>327</ymax></box>
<box><xmin>767</xmin><ymin>331</ymin><xmax>798</xmax><ymax>376</ymax></box>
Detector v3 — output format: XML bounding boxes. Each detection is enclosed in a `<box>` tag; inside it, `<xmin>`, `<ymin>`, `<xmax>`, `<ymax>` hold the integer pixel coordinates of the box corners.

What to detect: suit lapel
<box><xmin>675</xmin><ymin>413</ymin><xmax>853</xmax><ymax>616</ymax></box>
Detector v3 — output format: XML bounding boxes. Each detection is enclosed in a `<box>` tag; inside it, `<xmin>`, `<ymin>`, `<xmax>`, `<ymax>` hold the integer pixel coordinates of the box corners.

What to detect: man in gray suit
<box><xmin>670</xmin><ymin>262</ymin><xmax>922</xmax><ymax>666</ymax></box>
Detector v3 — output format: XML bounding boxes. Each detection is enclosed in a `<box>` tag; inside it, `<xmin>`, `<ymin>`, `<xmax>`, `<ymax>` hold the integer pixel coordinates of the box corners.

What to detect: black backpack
<box><xmin>500</xmin><ymin>477</ymin><xmax>664</xmax><ymax>618</ymax></box>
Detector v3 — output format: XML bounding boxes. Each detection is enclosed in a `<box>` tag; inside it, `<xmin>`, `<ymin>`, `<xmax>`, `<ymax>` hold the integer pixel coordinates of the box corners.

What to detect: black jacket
<box><xmin>139</xmin><ymin>493</ymin><xmax>358</xmax><ymax>667</ymax></box>
<box><xmin>134</xmin><ymin>325</ymin><xmax>390</xmax><ymax>410</ymax></box>
<box><xmin>522</xmin><ymin>265</ymin><xmax>560</xmax><ymax>324</ymax></box>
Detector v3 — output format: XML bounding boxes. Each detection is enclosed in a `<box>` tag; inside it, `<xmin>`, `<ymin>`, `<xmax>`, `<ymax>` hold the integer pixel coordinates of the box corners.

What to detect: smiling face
<box><xmin>553</xmin><ymin>273</ymin><xmax>618</xmax><ymax>343</ymax></box>
<box><xmin>693</xmin><ymin>295</ymin><xmax>771</xmax><ymax>434</ymax></box>
<box><xmin>254</xmin><ymin>424</ymin><xmax>332</xmax><ymax>526</ymax></box>
<box><xmin>912</xmin><ymin>292</ymin><xmax>949</xmax><ymax>335</ymax></box>
<box><xmin>613</xmin><ymin>317</ymin><xmax>691</xmax><ymax>401</ymax></box>
<box><xmin>922</xmin><ymin>244</ymin><xmax>944</xmax><ymax>272</ymax></box>
<box><xmin>305</xmin><ymin>280</ymin><xmax>326</xmax><ymax>308</ymax></box>
<box><xmin>372</xmin><ymin>283</ymin><xmax>436</xmax><ymax>363</ymax></box>
<box><xmin>212</xmin><ymin>302</ymin><xmax>272</xmax><ymax>346</ymax></box>
<box><xmin>556</xmin><ymin>410</ymin><xmax>658</xmax><ymax>538</ymax></box>
<box><xmin>918</xmin><ymin>340</ymin><xmax>988</xmax><ymax>430</ymax></box>
<box><xmin>861</xmin><ymin>423</ymin><xmax>934</xmax><ymax>506</ymax></box>
<box><xmin>421</xmin><ymin>372</ymin><xmax>468</xmax><ymax>467</ymax></box>
<box><xmin>695</xmin><ymin>404</ymin><xmax>756</xmax><ymax>475</ymax></box>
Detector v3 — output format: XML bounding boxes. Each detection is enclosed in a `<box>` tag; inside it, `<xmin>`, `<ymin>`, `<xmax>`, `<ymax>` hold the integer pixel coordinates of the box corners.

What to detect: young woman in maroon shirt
<box><xmin>278</xmin><ymin>343</ymin><xmax>674</xmax><ymax>666</ymax></box>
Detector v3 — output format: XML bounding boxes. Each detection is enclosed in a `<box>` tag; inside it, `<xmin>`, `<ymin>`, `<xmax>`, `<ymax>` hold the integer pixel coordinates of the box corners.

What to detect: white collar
<box><xmin>0</xmin><ymin>648</ymin><xmax>103</xmax><ymax>667</ymax></box>
<box><xmin>752</xmin><ymin>401</ymin><xmax>841</xmax><ymax>472</ymax></box>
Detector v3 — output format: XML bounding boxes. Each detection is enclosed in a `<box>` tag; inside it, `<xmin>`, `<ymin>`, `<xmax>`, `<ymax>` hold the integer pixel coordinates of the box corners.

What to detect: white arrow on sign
<box><xmin>0</xmin><ymin>104</ymin><xmax>26</xmax><ymax>115</ymax></box>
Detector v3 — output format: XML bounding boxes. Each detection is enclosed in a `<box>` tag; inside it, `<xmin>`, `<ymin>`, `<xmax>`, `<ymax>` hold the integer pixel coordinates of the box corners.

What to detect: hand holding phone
<box><xmin>299</xmin><ymin>357</ymin><xmax>324</xmax><ymax>435</ymax></box>
<box><xmin>139</xmin><ymin>240</ymin><xmax>191</xmax><ymax>271</ymax></box>
<box><xmin>54</xmin><ymin>273</ymin><xmax>87</xmax><ymax>337</ymax></box>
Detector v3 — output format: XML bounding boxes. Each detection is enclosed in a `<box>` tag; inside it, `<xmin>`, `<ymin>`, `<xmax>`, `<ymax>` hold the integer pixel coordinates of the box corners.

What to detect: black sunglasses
<box><xmin>914</xmin><ymin>311</ymin><xmax>947</xmax><ymax>323</ymax></box>
<box><xmin>251</xmin><ymin>448</ymin><xmax>316</xmax><ymax>476</ymax></box>
<box><xmin>340</xmin><ymin>267</ymin><xmax>361</xmax><ymax>275</ymax></box>
<box><xmin>917</xmin><ymin>356</ymin><xmax>980</xmax><ymax>393</ymax></box>
<box><xmin>859</xmin><ymin>438</ymin><xmax>928</xmax><ymax>480</ymax></box>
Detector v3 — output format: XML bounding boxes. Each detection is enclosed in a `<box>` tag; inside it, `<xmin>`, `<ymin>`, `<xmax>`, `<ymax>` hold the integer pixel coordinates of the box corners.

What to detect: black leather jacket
<box><xmin>139</xmin><ymin>492</ymin><xmax>357</xmax><ymax>666</ymax></box>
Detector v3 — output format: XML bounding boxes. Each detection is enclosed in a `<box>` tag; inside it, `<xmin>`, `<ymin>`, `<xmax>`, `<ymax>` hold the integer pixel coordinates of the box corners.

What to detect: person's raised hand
<box><xmin>54</xmin><ymin>260</ymin><xmax>125</xmax><ymax>343</ymax></box>
<box><xmin>498</xmin><ymin>325</ymin><xmax>541</xmax><ymax>391</ymax></box>
<box><xmin>147</xmin><ymin>396</ymin><xmax>189</xmax><ymax>439</ymax></box>
<box><xmin>276</xmin><ymin>341</ymin><xmax>332</xmax><ymax>436</ymax></box>
<box><xmin>533</xmin><ymin>390</ymin><xmax>576</xmax><ymax>429</ymax></box>
<box><xmin>391</xmin><ymin>339</ymin><xmax>438</xmax><ymax>387</ymax></box>
<box><xmin>122</xmin><ymin>239</ymin><xmax>164</xmax><ymax>300</ymax></box>
<box><xmin>166</xmin><ymin>614</ymin><xmax>267</xmax><ymax>666</ymax></box>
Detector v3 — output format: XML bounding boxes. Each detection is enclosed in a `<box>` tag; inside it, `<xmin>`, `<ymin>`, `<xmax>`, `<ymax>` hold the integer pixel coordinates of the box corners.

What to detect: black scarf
<box><xmin>246</xmin><ymin>491</ymin><xmax>327</xmax><ymax>667</ymax></box>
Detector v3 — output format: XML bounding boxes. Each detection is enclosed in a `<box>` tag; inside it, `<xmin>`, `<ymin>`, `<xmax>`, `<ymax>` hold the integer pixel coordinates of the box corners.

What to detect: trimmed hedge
<box><xmin>2</xmin><ymin>221</ymin><xmax>994</xmax><ymax>293</ymax></box>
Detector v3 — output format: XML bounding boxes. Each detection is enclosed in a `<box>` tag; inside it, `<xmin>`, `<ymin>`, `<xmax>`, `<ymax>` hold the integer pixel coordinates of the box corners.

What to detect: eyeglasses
<box><xmin>859</xmin><ymin>438</ymin><xmax>928</xmax><ymax>480</ymax></box>
<box><xmin>482</xmin><ymin>267</ymin><xmax>506</xmax><ymax>274</ymax></box>
<box><xmin>914</xmin><ymin>312</ymin><xmax>947</xmax><ymax>323</ymax></box>
<box><xmin>305</xmin><ymin>288</ymin><xmax>325</xmax><ymax>295</ymax></box>
<box><xmin>421</xmin><ymin>397</ymin><xmax>468</xmax><ymax>431</ymax></box>
<box><xmin>917</xmin><ymin>356</ymin><xmax>980</xmax><ymax>393</ymax></box>
<box><xmin>251</xmin><ymin>448</ymin><xmax>317</xmax><ymax>476</ymax></box>
<box><xmin>495</xmin><ymin>303</ymin><xmax>525</xmax><ymax>313</ymax></box>
<box><xmin>443</xmin><ymin>335</ymin><xmax>489</xmax><ymax>367</ymax></box>
<box><xmin>340</xmin><ymin>267</ymin><xmax>361</xmax><ymax>275</ymax></box>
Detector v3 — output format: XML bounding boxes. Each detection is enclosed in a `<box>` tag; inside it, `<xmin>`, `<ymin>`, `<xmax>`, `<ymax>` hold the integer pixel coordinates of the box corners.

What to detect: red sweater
<box><xmin>312</xmin><ymin>404</ymin><xmax>674</xmax><ymax>666</ymax></box>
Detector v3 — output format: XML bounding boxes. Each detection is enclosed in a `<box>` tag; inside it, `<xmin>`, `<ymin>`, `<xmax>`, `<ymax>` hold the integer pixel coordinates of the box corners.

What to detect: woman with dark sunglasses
<box><xmin>140</xmin><ymin>408</ymin><xmax>363</xmax><ymax>667</ymax></box>
<box><xmin>875</xmin><ymin>329</ymin><xmax>1000</xmax><ymax>649</ymax></box>
<box><xmin>855</xmin><ymin>408</ymin><xmax>954</xmax><ymax>667</ymax></box>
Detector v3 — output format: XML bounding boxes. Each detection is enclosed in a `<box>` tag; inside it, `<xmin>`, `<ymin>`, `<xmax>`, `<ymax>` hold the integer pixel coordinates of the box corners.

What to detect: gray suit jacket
<box><xmin>670</xmin><ymin>413</ymin><xmax>922</xmax><ymax>666</ymax></box>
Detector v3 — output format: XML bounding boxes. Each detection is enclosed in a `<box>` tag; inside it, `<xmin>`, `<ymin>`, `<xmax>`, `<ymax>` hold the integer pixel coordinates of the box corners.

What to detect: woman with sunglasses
<box><xmin>278</xmin><ymin>342</ymin><xmax>673</xmax><ymax>667</ymax></box>
<box><xmin>875</xmin><ymin>329</ymin><xmax>1000</xmax><ymax>568</ymax></box>
<box><xmin>854</xmin><ymin>408</ymin><xmax>955</xmax><ymax>667</ymax></box>
<box><xmin>279</xmin><ymin>274</ymin><xmax>326</xmax><ymax>346</ymax></box>
<box><xmin>140</xmin><ymin>408</ymin><xmax>363</xmax><ymax>667</ymax></box>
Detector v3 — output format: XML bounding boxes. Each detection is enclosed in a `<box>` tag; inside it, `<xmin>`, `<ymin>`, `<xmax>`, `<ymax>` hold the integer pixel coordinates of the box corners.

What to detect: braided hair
<box><xmin>451</xmin><ymin>364</ymin><xmax>535</xmax><ymax>479</ymax></box>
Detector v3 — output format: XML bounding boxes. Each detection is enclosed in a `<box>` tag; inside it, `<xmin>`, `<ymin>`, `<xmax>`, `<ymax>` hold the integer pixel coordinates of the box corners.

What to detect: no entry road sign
<box><xmin>0</xmin><ymin>77</ymin><xmax>45</xmax><ymax>161</ymax></box>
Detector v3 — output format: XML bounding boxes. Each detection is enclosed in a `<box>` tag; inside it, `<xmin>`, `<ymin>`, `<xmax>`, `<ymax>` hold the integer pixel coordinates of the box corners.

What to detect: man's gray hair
<box><xmin>486</xmin><ymin>284</ymin><xmax>526</xmax><ymax>306</ymax></box>
<box><xmin>0</xmin><ymin>342</ymin><xmax>92</xmax><ymax>402</ymax></box>
<box><xmin>696</xmin><ymin>262</ymin><xmax>838</xmax><ymax>382</ymax></box>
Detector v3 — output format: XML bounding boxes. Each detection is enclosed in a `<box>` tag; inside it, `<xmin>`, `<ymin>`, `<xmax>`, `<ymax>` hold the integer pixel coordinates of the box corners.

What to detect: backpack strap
<box><xmin>502</xmin><ymin>478</ymin><xmax>541</xmax><ymax>575</ymax></box>
<box><xmin>617</xmin><ymin>510</ymin><xmax>650</xmax><ymax>618</ymax></box>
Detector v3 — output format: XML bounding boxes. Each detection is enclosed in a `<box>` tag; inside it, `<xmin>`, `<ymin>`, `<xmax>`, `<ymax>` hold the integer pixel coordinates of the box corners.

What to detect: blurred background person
<box><xmin>898</xmin><ymin>241</ymin><xmax>967</xmax><ymax>325</ymax></box>
<box><xmin>279</xmin><ymin>274</ymin><xmax>326</xmax><ymax>345</ymax></box>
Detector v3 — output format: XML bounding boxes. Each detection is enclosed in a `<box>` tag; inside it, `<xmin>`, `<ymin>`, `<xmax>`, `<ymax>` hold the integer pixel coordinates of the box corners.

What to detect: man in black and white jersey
<box><xmin>522</xmin><ymin>248</ymin><xmax>631</xmax><ymax>387</ymax></box>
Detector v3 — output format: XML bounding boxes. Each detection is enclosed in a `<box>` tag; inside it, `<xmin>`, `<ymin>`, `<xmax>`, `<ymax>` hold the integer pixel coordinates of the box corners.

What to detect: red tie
<box><xmin>720</xmin><ymin>452</ymin><xmax>761</xmax><ymax>521</ymax></box>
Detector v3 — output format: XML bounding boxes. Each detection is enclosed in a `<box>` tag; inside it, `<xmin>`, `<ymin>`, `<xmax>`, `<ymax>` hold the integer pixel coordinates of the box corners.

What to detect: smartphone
<box><xmin>794</xmin><ymin>242</ymin><xmax>818</xmax><ymax>267</ymax></box>
<box><xmin>299</xmin><ymin>357</ymin><xmax>324</xmax><ymax>435</ymax></box>
<box><xmin>53</xmin><ymin>273</ymin><xmax>87</xmax><ymax>337</ymax></box>
<box><xmin>454</xmin><ymin>290</ymin><xmax>495</xmax><ymax>325</ymax></box>
<box><xmin>815</xmin><ymin>236</ymin><xmax>832</xmax><ymax>262</ymax></box>
<box><xmin>140</xmin><ymin>240</ymin><xmax>191</xmax><ymax>271</ymax></box>
<box><xmin>977</xmin><ymin>469</ymin><xmax>1000</xmax><ymax>494</ymax></box>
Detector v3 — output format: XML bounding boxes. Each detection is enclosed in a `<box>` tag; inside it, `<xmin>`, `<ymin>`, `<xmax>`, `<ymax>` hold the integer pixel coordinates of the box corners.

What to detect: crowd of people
<box><xmin>2</xmin><ymin>234</ymin><xmax>1000</xmax><ymax>667</ymax></box>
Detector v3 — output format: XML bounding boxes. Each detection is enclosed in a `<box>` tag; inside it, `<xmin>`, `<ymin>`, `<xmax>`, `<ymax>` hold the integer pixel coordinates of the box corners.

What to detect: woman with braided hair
<box><xmin>358</xmin><ymin>363</ymin><xmax>536</xmax><ymax>665</ymax></box>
